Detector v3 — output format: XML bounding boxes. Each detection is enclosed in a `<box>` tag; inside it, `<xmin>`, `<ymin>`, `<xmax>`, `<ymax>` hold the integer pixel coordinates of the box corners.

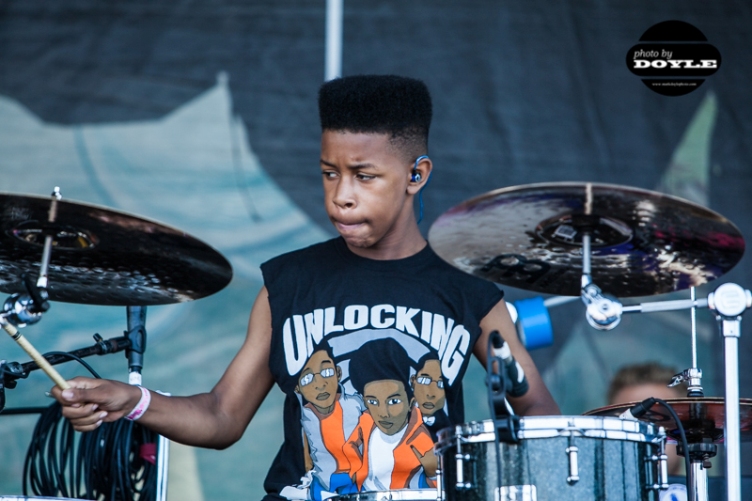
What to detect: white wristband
<box><xmin>125</xmin><ymin>386</ymin><xmax>151</xmax><ymax>421</ymax></box>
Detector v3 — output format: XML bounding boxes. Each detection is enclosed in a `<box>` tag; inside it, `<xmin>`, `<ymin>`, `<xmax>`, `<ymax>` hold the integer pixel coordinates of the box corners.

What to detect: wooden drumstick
<box><xmin>0</xmin><ymin>317</ymin><xmax>70</xmax><ymax>390</ymax></box>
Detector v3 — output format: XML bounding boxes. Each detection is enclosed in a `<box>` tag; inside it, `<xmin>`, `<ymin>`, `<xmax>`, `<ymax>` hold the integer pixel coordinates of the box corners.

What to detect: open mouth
<box><xmin>421</xmin><ymin>402</ymin><xmax>435</xmax><ymax>410</ymax></box>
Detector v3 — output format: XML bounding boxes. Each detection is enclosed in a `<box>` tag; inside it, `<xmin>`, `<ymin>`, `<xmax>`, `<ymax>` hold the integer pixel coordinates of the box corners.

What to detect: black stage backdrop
<box><xmin>0</xmin><ymin>1</ymin><xmax>750</xmax><ymax>497</ymax></box>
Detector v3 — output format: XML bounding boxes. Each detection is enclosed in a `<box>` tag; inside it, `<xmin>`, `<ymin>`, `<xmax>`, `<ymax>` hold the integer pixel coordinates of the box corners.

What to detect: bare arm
<box><xmin>473</xmin><ymin>298</ymin><xmax>560</xmax><ymax>416</ymax></box>
<box><xmin>51</xmin><ymin>286</ymin><xmax>275</xmax><ymax>449</ymax></box>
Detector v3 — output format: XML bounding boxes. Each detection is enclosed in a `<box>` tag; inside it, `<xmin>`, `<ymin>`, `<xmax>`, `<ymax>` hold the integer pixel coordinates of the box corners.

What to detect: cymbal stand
<box><xmin>667</xmin><ymin>287</ymin><xmax>710</xmax><ymax>501</ymax></box>
<box><xmin>123</xmin><ymin>304</ymin><xmax>169</xmax><ymax>501</ymax></box>
<box><xmin>708</xmin><ymin>284</ymin><xmax>750</xmax><ymax>501</ymax></box>
<box><xmin>0</xmin><ymin>188</ymin><xmax>70</xmax><ymax>391</ymax></box>
<box><xmin>579</xmin><ymin>233</ymin><xmax>622</xmax><ymax>331</ymax></box>
<box><xmin>668</xmin><ymin>288</ymin><xmax>705</xmax><ymax>397</ymax></box>
<box><xmin>578</xmin><ymin>278</ymin><xmax>750</xmax><ymax>501</ymax></box>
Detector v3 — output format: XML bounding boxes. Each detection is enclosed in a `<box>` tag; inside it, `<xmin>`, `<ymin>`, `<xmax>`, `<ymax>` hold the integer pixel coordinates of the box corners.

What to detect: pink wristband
<box><xmin>125</xmin><ymin>386</ymin><xmax>151</xmax><ymax>421</ymax></box>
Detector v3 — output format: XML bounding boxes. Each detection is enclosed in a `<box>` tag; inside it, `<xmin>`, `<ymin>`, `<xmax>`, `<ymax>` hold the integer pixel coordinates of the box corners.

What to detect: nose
<box><xmin>331</xmin><ymin>176</ymin><xmax>356</xmax><ymax>209</ymax></box>
<box><xmin>314</xmin><ymin>374</ymin><xmax>326</xmax><ymax>389</ymax></box>
<box><xmin>378</xmin><ymin>403</ymin><xmax>390</xmax><ymax>419</ymax></box>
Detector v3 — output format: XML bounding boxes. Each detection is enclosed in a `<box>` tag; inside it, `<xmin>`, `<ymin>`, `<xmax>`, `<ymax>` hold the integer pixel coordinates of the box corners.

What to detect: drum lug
<box><xmin>646</xmin><ymin>427</ymin><xmax>669</xmax><ymax>491</ymax></box>
<box><xmin>435</xmin><ymin>461</ymin><xmax>443</xmax><ymax>501</ymax></box>
<box><xmin>455</xmin><ymin>435</ymin><xmax>475</xmax><ymax>490</ymax></box>
<box><xmin>565</xmin><ymin>439</ymin><xmax>579</xmax><ymax>484</ymax></box>
<box><xmin>454</xmin><ymin>452</ymin><xmax>474</xmax><ymax>490</ymax></box>
<box><xmin>496</xmin><ymin>485</ymin><xmax>537</xmax><ymax>501</ymax></box>
<box><xmin>646</xmin><ymin>454</ymin><xmax>670</xmax><ymax>491</ymax></box>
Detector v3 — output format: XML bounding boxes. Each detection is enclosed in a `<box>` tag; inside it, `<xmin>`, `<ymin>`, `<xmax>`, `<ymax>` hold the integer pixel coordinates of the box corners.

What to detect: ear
<box><xmin>407</xmin><ymin>156</ymin><xmax>432</xmax><ymax>195</ymax></box>
<box><xmin>337</xmin><ymin>366</ymin><xmax>342</xmax><ymax>381</ymax></box>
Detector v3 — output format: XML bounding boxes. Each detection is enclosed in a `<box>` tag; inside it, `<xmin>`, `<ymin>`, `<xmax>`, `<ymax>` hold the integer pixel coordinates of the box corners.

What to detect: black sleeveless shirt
<box><xmin>260</xmin><ymin>237</ymin><xmax>503</xmax><ymax>500</ymax></box>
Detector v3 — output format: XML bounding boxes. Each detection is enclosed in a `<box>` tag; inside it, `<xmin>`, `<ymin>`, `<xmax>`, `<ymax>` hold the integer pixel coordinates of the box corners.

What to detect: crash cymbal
<box><xmin>0</xmin><ymin>193</ymin><xmax>232</xmax><ymax>305</ymax></box>
<box><xmin>428</xmin><ymin>182</ymin><xmax>745</xmax><ymax>297</ymax></box>
<box><xmin>584</xmin><ymin>397</ymin><xmax>752</xmax><ymax>443</ymax></box>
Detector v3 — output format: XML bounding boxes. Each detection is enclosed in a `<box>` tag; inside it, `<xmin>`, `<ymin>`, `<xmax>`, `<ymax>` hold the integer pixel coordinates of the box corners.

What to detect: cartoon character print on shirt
<box><xmin>410</xmin><ymin>352</ymin><xmax>450</xmax><ymax>435</ymax></box>
<box><xmin>279</xmin><ymin>301</ymin><xmax>474</xmax><ymax>500</ymax></box>
<box><xmin>343</xmin><ymin>338</ymin><xmax>437</xmax><ymax>492</ymax></box>
<box><xmin>293</xmin><ymin>345</ymin><xmax>365</xmax><ymax>501</ymax></box>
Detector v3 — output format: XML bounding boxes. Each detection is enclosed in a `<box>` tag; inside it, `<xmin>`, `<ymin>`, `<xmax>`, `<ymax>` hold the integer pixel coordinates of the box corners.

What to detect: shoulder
<box><xmin>261</xmin><ymin>237</ymin><xmax>343</xmax><ymax>284</ymax></box>
<box><xmin>405</xmin><ymin>409</ymin><xmax>432</xmax><ymax>443</ymax></box>
<box><xmin>353</xmin><ymin>411</ymin><xmax>375</xmax><ymax>433</ymax></box>
<box><xmin>262</xmin><ymin>237</ymin><xmax>340</xmax><ymax>269</ymax></box>
<box><xmin>341</xmin><ymin>390</ymin><xmax>365</xmax><ymax>410</ymax></box>
<box><xmin>424</xmin><ymin>244</ymin><xmax>504</xmax><ymax>296</ymax></box>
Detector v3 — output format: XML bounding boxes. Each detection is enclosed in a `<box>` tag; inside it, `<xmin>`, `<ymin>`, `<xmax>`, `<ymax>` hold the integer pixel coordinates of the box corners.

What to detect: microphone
<box><xmin>618</xmin><ymin>397</ymin><xmax>656</xmax><ymax>420</ymax></box>
<box><xmin>490</xmin><ymin>331</ymin><xmax>529</xmax><ymax>398</ymax></box>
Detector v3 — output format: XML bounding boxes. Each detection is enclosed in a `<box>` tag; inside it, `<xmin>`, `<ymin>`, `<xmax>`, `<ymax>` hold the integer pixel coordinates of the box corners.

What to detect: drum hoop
<box><xmin>0</xmin><ymin>498</ymin><xmax>82</xmax><ymax>500</ymax></box>
<box><xmin>436</xmin><ymin>416</ymin><xmax>664</xmax><ymax>449</ymax></box>
<box><xmin>331</xmin><ymin>489</ymin><xmax>439</xmax><ymax>501</ymax></box>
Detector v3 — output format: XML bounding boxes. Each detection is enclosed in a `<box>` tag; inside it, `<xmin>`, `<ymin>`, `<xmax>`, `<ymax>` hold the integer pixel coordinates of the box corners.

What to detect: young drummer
<box><xmin>52</xmin><ymin>74</ymin><xmax>560</xmax><ymax>499</ymax></box>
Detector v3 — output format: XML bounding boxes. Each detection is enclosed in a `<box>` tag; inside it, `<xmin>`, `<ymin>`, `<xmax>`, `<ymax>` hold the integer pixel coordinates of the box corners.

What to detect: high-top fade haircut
<box><xmin>318</xmin><ymin>74</ymin><xmax>432</xmax><ymax>161</ymax></box>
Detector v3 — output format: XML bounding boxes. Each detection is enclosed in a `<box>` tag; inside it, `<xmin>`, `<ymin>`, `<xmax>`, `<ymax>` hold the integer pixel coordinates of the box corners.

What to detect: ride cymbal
<box><xmin>0</xmin><ymin>193</ymin><xmax>232</xmax><ymax>305</ymax></box>
<box><xmin>428</xmin><ymin>182</ymin><xmax>744</xmax><ymax>297</ymax></box>
<box><xmin>584</xmin><ymin>397</ymin><xmax>752</xmax><ymax>443</ymax></box>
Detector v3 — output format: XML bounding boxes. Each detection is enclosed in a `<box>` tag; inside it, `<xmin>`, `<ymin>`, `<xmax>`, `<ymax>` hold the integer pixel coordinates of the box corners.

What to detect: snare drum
<box><xmin>331</xmin><ymin>489</ymin><xmax>439</xmax><ymax>501</ymax></box>
<box><xmin>436</xmin><ymin>416</ymin><xmax>666</xmax><ymax>501</ymax></box>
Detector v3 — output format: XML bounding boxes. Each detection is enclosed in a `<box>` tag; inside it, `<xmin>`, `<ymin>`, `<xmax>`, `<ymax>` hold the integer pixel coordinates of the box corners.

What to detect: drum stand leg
<box><xmin>157</xmin><ymin>434</ymin><xmax>171</xmax><ymax>501</ymax></box>
<box><xmin>678</xmin><ymin>442</ymin><xmax>716</xmax><ymax>501</ymax></box>
<box><xmin>688</xmin><ymin>460</ymin><xmax>708</xmax><ymax>501</ymax></box>
<box><xmin>708</xmin><ymin>283</ymin><xmax>750</xmax><ymax>501</ymax></box>
<box><xmin>720</xmin><ymin>319</ymin><xmax>741</xmax><ymax>501</ymax></box>
<box><xmin>126</xmin><ymin>305</ymin><xmax>170</xmax><ymax>501</ymax></box>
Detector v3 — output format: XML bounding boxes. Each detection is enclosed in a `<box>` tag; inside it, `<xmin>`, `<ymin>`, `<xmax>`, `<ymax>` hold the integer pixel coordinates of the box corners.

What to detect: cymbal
<box><xmin>428</xmin><ymin>182</ymin><xmax>745</xmax><ymax>297</ymax></box>
<box><xmin>584</xmin><ymin>397</ymin><xmax>752</xmax><ymax>443</ymax></box>
<box><xmin>0</xmin><ymin>193</ymin><xmax>232</xmax><ymax>305</ymax></box>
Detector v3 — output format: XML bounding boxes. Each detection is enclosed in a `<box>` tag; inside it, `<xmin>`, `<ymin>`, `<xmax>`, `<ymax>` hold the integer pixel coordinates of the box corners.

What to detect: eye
<box><xmin>356</xmin><ymin>173</ymin><xmax>375</xmax><ymax>181</ymax></box>
<box><xmin>320</xmin><ymin>368</ymin><xmax>335</xmax><ymax>378</ymax></box>
<box><xmin>367</xmin><ymin>398</ymin><xmax>379</xmax><ymax>406</ymax></box>
<box><xmin>416</xmin><ymin>376</ymin><xmax>432</xmax><ymax>386</ymax></box>
<box><xmin>387</xmin><ymin>397</ymin><xmax>402</xmax><ymax>406</ymax></box>
<box><xmin>299</xmin><ymin>373</ymin><xmax>314</xmax><ymax>387</ymax></box>
<box><xmin>436</xmin><ymin>379</ymin><xmax>445</xmax><ymax>389</ymax></box>
<box><xmin>322</xmin><ymin>171</ymin><xmax>338</xmax><ymax>179</ymax></box>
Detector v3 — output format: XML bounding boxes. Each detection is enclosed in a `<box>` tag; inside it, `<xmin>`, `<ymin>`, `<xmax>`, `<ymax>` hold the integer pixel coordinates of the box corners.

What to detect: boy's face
<box><xmin>296</xmin><ymin>350</ymin><xmax>340</xmax><ymax>412</ymax></box>
<box><xmin>363</xmin><ymin>379</ymin><xmax>410</xmax><ymax>435</ymax></box>
<box><xmin>320</xmin><ymin>131</ymin><xmax>416</xmax><ymax>250</ymax></box>
<box><xmin>411</xmin><ymin>359</ymin><xmax>445</xmax><ymax>416</ymax></box>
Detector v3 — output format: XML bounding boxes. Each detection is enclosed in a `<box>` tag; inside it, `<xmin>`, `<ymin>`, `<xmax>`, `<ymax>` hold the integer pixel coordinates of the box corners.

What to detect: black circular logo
<box><xmin>626</xmin><ymin>20</ymin><xmax>721</xmax><ymax>96</ymax></box>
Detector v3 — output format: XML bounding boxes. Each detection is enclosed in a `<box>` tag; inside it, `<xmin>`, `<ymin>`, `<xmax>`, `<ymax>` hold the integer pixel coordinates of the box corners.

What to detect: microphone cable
<box><xmin>621</xmin><ymin>396</ymin><xmax>691</xmax><ymax>492</ymax></box>
<box><xmin>652</xmin><ymin>398</ymin><xmax>691</xmax><ymax>492</ymax></box>
<box><xmin>20</xmin><ymin>352</ymin><xmax>159</xmax><ymax>500</ymax></box>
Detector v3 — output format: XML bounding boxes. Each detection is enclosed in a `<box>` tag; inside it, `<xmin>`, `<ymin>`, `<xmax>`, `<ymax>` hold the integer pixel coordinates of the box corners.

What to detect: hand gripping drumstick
<box><xmin>0</xmin><ymin>317</ymin><xmax>70</xmax><ymax>390</ymax></box>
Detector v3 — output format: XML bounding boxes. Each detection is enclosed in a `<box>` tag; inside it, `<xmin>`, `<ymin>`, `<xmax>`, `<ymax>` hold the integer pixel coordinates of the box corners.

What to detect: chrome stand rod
<box><xmin>691</xmin><ymin>287</ymin><xmax>698</xmax><ymax>370</ymax></box>
<box><xmin>687</xmin><ymin>460</ymin><xmax>709</xmax><ymax>501</ymax></box>
<box><xmin>621</xmin><ymin>298</ymin><xmax>708</xmax><ymax>314</ymax></box>
<box><xmin>720</xmin><ymin>319</ymin><xmax>741</xmax><ymax>501</ymax></box>
<box><xmin>707</xmin><ymin>283</ymin><xmax>750</xmax><ymax>501</ymax></box>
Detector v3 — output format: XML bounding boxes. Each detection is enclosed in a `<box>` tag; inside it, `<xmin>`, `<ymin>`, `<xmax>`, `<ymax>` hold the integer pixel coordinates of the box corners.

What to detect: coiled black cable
<box><xmin>20</xmin><ymin>353</ymin><xmax>159</xmax><ymax>500</ymax></box>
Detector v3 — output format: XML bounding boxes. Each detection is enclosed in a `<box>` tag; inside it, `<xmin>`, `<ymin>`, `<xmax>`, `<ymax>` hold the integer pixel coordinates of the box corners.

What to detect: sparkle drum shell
<box><xmin>436</xmin><ymin>416</ymin><xmax>665</xmax><ymax>501</ymax></box>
